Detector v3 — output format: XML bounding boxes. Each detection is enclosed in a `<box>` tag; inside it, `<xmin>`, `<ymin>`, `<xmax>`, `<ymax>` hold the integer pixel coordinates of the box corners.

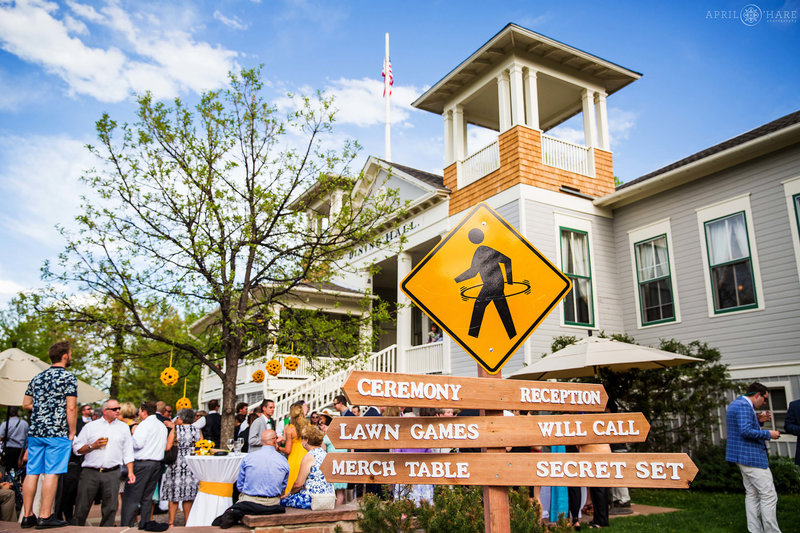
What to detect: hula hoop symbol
<box><xmin>459</xmin><ymin>280</ymin><xmax>532</xmax><ymax>301</ymax></box>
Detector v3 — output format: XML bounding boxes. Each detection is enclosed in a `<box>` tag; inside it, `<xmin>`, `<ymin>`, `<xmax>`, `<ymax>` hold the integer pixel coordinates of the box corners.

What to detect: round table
<box><xmin>184</xmin><ymin>454</ymin><xmax>245</xmax><ymax>527</ymax></box>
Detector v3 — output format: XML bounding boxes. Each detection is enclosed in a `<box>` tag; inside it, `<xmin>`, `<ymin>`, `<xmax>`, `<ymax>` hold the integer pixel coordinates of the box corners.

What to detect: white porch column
<box><xmin>330</xmin><ymin>189</ymin><xmax>343</xmax><ymax>218</ymax></box>
<box><xmin>497</xmin><ymin>71</ymin><xmax>511</xmax><ymax>132</ymax></box>
<box><xmin>359</xmin><ymin>269</ymin><xmax>373</xmax><ymax>356</ymax></box>
<box><xmin>594</xmin><ymin>92</ymin><xmax>610</xmax><ymax>151</ymax></box>
<box><xmin>453</xmin><ymin>105</ymin><xmax>466</xmax><ymax>161</ymax></box>
<box><xmin>396</xmin><ymin>252</ymin><xmax>412</xmax><ymax>373</ymax></box>
<box><xmin>443</xmin><ymin>108</ymin><xmax>454</xmax><ymax>165</ymax></box>
<box><xmin>509</xmin><ymin>64</ymin><xmax>524</xmax><ymax>127</ymax></box>
<box><xmin>581</xmin><ymin>89</ymin><xmax>598</xmax><ymax>148</ymax></box>
<box><xmin>523</xmin><ymin>68</ymin><xmax>539</xmax><ymax>130</ymax></box>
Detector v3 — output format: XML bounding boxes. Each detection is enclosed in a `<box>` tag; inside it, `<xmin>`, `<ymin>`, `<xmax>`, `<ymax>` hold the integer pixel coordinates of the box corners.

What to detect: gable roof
<box><xmin>597</xmin><ymin>109</ymin><xmax>800</xmax><ymax>208</ymax></box>
<box><xmin>375</xmin><ymin>159</ymin><xmax>449</xmax><ymax>191</ymax></box>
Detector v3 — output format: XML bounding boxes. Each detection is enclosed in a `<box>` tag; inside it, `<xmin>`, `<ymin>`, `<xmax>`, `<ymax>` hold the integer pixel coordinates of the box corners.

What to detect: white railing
<box><xmin>459</xmin><ymin>139</ymin><xmax>500</xmax><ymax>187</ymax></box>
<box><xmin>405</xmin><ymin>342</ymin><xmax>444</xmax><ymax>375</ymax></box>
<box><xmin>541</xmin><ymin>134</ymin><xmax>593</xmax><ymax>177</ymax></box>
<box><xmin>272</xmin><ymin>345</ymin><xmax>398</xmax><ymax>417</ymax></box>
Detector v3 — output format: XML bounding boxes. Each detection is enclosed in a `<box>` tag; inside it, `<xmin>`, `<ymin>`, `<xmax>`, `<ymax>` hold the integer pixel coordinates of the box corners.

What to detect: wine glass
<box><xmin>234</xmin><ymin>438</ymin><xmax>243</xmax><ymax>455</ymax></box>
<box><xmin>226</xmin><ymin>439</ymin><xmax>234</xmax><ymax>453</ymax></box>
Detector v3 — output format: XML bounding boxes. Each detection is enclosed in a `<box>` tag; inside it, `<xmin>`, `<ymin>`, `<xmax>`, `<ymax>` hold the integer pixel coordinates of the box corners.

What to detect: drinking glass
<box><xmin>226</xmin><ymin>439</ymin><xmax>234</xmax><ymax>453</ymax></box>
<box><xmin>234</xmin><ymin>438</ymin><xmax>243</xmax><ymax>454</ymax></box>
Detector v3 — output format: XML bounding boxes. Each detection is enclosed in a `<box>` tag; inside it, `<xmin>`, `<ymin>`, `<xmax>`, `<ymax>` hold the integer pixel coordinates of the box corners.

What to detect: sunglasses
<box><xmin>105</xmin><ymin>407</ymin><xmax>121</xmax><ymax>411</ymax></box>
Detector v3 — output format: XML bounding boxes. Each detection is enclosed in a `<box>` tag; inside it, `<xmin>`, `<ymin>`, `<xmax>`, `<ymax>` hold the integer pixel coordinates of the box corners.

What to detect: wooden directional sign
<box><xmin>321</xmin><ymin>452</ymin><xmax>698</xmax><ymax>489</ymax></box>
<box><xmin>400</xmin><ymin>202</ymin><xmax>571</xmax><ymax>374</ymax></box>
<box><xmin>343</xmin><ymin>370</ymin><xmax>607</xmax><ymax>412</ymax></box>
<box><xmin>328</xmin><ymin>413</ymin><xmax>650</xmax><ymax>449</ymax></box>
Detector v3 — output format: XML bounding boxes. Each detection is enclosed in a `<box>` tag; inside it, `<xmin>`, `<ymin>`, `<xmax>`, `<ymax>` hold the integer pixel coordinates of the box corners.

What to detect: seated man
<box><xmin>213</xmin><ymin>430</ymin><xmax>289</xmax><ymax>529</ymax></box>
<box><xmin>0</xmin><ymin>473</ymin><xmax>18</xmax><ymax>522</ymax></box>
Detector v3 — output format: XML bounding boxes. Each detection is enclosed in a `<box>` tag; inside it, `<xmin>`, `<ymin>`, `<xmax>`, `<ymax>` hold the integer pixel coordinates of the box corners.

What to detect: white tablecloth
<box><xmin>184</xmin><ymin>454</ymin><xmax>245</xmax><ymax>527</ymax></box>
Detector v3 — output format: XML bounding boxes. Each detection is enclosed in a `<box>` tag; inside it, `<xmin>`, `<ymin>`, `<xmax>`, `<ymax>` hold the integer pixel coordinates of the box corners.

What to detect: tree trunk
<box><xmin>220</xmin><ymin>342</ymin><xmax>240</xmax><ymax>444</ymax></box>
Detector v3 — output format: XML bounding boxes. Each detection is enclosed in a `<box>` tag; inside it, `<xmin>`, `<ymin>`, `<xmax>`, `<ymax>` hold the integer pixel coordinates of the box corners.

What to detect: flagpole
<box><xmin>384</xmin><ymin>32</ymin><xmax>391</xmax><ymax>162</ymax></box>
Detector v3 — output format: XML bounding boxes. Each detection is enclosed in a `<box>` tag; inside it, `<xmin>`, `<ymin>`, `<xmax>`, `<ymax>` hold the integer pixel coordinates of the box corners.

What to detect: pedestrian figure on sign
<box><xmin>455</xmin><ymin>228</ymin><xmax>517</xmax><ymax>339</ymax></box>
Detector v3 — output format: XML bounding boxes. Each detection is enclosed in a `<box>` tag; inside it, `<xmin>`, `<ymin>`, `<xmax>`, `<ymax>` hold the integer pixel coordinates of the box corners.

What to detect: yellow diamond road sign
<box><xmin>401</xmin><ymin>202</ymin><xmax>571</xmax><ymax>374</ymax></box>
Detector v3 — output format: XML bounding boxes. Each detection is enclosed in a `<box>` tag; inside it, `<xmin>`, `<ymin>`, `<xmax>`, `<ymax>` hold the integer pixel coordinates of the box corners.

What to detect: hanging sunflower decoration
<box><xmin>284</xmin><ymin>355</ymin><xmax>299</xmax><ymax>371</ymax></box>
<box><xmin>175</xmin><ymin>378</ymin><xmax>192</xmax><ymax>410</ymax></box>
<box><xmin>160</xmin><ymin>349</ymin><xmax>179</xmax><ymax>386</ymax></box>
<box><xmin>266</xmin><ymin>358</ymin><xmax>282</xmax><ymax>376</ymax></box>
<box><xmin>252</xmin><ymin>369</ymin><xmax>265</xmax><ymax>383</ymax></box>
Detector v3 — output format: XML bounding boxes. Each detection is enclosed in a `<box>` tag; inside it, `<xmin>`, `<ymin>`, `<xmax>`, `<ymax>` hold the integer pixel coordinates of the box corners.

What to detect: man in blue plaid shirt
<box><xmin>726</xmin><ymin>382</ymin><xmax>782</xmax><ymax>533</ymax></box>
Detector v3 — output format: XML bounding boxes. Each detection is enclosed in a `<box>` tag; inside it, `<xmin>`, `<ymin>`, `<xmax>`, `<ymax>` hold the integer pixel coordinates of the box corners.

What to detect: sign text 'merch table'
<box><xmin>320</xmin><ymin>452</ymin><xmax>698</xmax><ymax>489</ymax></box>
<box><xmin>343</xmin><ymin>370</ymin><xmax>608</xmax><ymax>411</ymax></box>
<box><xmin>327</xmin><ymin>413</ymin><xmax>650</xmax><ymax>449</ymax></box>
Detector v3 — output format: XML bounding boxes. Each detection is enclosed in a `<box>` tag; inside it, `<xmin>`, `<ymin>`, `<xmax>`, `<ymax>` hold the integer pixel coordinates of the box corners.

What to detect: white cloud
<box><xmin>0</xmin><ymin>0</ymin><xmax>239</xmax><ymax>102</ymax></box>
<box><xmin>0</xmin><ymin>279</ymin><xmax>25</xmax><ymax>299</ymax></box>
<box><xmin>213</xmin><ymin>10</ymin><xmax>247</xmax><ymax>30</ymax></box>
<box><xmin>546</xmin><ymin>107</ymin><xmax>637</xmax><ymax>148</ymax></box>
<box><xmin>321</xmin><ymin>77</ymin><xmax>424</xmax><ymax>128</ymax></box>
<box><xmin>0</xmin><ymin>134</ymin><xmax>94</xmax><ymax>247</ymax></box>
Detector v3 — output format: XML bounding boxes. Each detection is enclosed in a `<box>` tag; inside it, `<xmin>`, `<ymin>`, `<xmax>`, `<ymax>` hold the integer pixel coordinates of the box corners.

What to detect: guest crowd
<box><xmin>2</xmin><ymin>341</ymin><xmax>798</xmax><ymax>531</ymax></box>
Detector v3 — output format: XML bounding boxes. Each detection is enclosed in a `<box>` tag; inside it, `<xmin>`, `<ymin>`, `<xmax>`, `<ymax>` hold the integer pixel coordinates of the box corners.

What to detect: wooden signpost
<box><xmin>321</xmin><ymin>452</ymin><xmax>698</xmax><ymax>489</ymax></box>
<box><xmin>324</xmin><ymin>204</ymin><xmax>698</xmax><ymax>531</ymax></box>
<box><xmin>328</xmin><ymin>413</ymin><xmax>651</xmax><ymax>448</ymax></box>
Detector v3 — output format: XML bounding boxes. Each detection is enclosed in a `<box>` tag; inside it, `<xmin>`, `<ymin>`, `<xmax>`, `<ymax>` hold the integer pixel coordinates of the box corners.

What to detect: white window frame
<box><xmin>782</xmin><ymin>177</ymin><xmax>800</xmax><ymax>284</ymax></box>
<box><xmin>554</xmin><ymin>213</ymin><xmax>599</xmax><ymax>330</ymax></box>
<box><xmin>696</xmin><ymin>194</ymin><xmax>764</xmax><ymax>317</ymax></box>
<box><xmin>627</xmin><ymin>218</ymin><xmax>681</xmax><ymax>329</ymax></box>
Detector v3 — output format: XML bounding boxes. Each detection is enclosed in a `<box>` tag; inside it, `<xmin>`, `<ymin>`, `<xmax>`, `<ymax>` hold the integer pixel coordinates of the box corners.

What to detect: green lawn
<box><xmin>607</xmin><ymin>489</ymin><xmax>800</xmax><ymax>532</ymax></box>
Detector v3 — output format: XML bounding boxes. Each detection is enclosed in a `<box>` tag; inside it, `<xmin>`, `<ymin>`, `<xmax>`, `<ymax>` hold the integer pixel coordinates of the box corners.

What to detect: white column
<box><xmin>523</xmin><ymin>68</ymin><xmax>539</xmax><ymax>130</ymax></box>
<box><xmin>396</xmin><ymin>252</ymin><xmax>412</xmax><ymax>373</ymax></box>
<box><xmin>509</xmin><ymin>64</ymin><xmax>524</xmax><ymax>127</ymax></box>
<box><xmin>443</xmin><ymin>108</ymin><xmax>454</xmax><ymax>165</ymax></box>
<box><xmin>330</xmin><ymin>189</ymin><xmax>343</xmax><ymax>218</ymax></box>
<box><xmin>594</xmin><ymin>92</ymin><xmax>610</xmax><ymax>151</ymax></box>
<box><xmin>453</xmin><ymin>105</ymin><xmax>466</xmax><ymax>161</ymax></box>
<box><xmin>581</xmin><ymin>89</ymin><xmax>598</xmax><ymax>148</ymax></box>
<box><xmin>497</xmin><ymin>71</ymin><xmax>511</xmax><ymax>132</ymax></box>
<box><xmin>360</xmin><ymin>269</ymin><xmax>374</xmax><ymax>356</ymax></box>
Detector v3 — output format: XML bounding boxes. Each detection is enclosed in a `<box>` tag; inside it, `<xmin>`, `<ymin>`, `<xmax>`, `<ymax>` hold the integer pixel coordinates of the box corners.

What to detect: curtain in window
<box><xmin>561</xmin><ymin>230</ymin><xmax>589</xmax><ymax>276</ymax></box>
<box><xmin>636</xmin><ymin>236</ymin><xmax>669</xmax><ymax>281</ymax></box>
<box><xmin>706</xmin><ymin>213</ymin><xmax>748</xmax><ymax>264</ymax></box>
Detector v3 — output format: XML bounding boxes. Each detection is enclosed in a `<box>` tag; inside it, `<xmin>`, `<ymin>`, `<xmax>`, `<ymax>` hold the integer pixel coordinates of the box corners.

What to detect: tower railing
<box><xmin>459</xmin><ymin>139</ymin><xmax>500</xmax><ymax>187</ymax></box>
<box><xmin>541</xmin><ymin>134</ymin><xmax>594</xmax><ymax>177</ymax></box>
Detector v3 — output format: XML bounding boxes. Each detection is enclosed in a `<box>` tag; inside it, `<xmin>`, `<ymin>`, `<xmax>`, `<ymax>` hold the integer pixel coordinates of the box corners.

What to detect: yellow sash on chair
<box><xmin>198</xmin><ymin>481</ymin><xmax>234</xmax><ymax>497</ymax></box>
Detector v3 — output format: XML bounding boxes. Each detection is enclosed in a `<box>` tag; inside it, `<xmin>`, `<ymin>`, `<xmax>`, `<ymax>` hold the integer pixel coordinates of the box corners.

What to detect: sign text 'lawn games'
<box><xmin>328</xmin><ymin>413</ymin><xmax>649</xmax><ymax>449</ymax></box>
<box><xmin>343</xmin><ymin>370</ymin><xmax>607</xmax><ymax>411</ymax></box>
<box><xmin>321</xmin><ymin>452</ymin><xmax>698</xmax><ymax>489</ymax></box>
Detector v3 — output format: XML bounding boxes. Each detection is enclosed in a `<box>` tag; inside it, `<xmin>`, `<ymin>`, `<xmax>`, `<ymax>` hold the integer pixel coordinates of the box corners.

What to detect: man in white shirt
<box><xmin>71</xmin><ymin>398</ymin><xmax>135</xmax><ymax>527</ymax></box>
<box><xmin>120</xmin><ymin>401</ymin><xmax>167</xmax><ymax>527</ymax></box>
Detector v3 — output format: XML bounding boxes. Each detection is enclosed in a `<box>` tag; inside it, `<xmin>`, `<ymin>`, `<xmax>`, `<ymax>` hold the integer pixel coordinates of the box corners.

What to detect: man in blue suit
<box><xmin>785</xmin><ymin>398</ymin><xmax>800</xmax><ymax>466</ymax></box>
<box><xmin>726</xmin><ymin>382</ymin><xmax>782</xmax><ymax>533</ymax></box>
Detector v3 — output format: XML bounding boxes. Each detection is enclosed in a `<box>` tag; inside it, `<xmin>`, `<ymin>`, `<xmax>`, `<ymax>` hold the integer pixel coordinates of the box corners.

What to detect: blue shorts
<box><xmin>26</xmin><ymin>437</ymin><xmax>72</xmax><ymax>475</ymax></box>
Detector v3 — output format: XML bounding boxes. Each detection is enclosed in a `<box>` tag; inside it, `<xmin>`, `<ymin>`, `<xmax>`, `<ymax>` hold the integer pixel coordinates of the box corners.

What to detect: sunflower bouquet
<box><xmin>195</xmin><ymin>439</ymin><xmax>215</xmax><ymax>455</ymax></box>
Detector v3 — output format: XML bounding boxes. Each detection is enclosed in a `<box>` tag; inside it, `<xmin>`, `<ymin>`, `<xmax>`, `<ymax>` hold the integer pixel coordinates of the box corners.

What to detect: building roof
<box><xmin>376</xmin><ymin>159</ymin><xmax>449</xmax><ymax>191</ymax></box>
<box><xmin>412</xmin><ymin>23</ymin><xmax>641</xmax><ymax>118</ymax></box>
<box><xmin>296</xmin><ymin>281</ymin><xmax>364</xmax><ymax>296</ymax></box>
<box><xmin>597</xmin><ymin>109</ymin><xmax>800</xmax><ymax>209</ymax></box>
<box><xmin>618</xmin><ymin>110</ymin><xmax>800</xmax><ymax>192</ymax></box>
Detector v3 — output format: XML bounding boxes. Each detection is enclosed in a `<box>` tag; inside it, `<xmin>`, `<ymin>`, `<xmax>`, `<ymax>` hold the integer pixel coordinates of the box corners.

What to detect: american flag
<box><xmin>382</xmin><ymin>59</ymin><xmax>393</xmax><ymax>97</ymax></box>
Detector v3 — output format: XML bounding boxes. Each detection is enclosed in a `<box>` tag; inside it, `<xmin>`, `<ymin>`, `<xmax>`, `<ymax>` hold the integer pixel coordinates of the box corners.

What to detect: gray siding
<box><xmin>612</xmin><ymin>145</ymin><xmax>800</xmax><ymax>369</ymax></box>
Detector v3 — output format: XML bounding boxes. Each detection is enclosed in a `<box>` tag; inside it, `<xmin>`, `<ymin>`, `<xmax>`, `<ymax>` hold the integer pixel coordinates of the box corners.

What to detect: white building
<box><xmin>199</xmin><ymin>24</ymin><xmax>799</xmax><ymax>458</ymax></box>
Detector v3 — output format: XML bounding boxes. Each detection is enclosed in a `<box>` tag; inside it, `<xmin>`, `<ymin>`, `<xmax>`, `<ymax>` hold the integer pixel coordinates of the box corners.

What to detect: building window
<box><xmin>635</xmin><ymin>235</ymin><xmax>675</xmax><ymax>325</ymax></box>
<box><xmin>560</xmin><ymin>228</ymin><xmax>593</xmax><ymax>327</ymax></box>
<box><xmin>794</xmin><ymin>193</ymin><xmax>800</xmax><ymax>236</ymax></box>
<box><xmin>704</xmin><ymin>211</ymin><xmax>757</xmax><ymax>312</ymax></box>
<box><xmin>755</xmin><ymin>386</ymin><xmax>788</xmax><ymax>432</ymax></box>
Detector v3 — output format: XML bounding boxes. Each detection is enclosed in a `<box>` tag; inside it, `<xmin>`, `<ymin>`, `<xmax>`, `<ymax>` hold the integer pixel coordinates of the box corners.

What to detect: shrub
<box><xmin>691</xmin><ymin>442</ymin><xmax>800</xmax><ymax>494</ymax></box>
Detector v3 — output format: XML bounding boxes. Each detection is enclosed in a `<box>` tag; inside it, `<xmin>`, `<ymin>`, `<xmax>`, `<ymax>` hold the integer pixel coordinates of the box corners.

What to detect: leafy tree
<box><xmin>549</xmin><ymin>334</ymin><xmax>734</xmax><ymax>453</ymax></box>
<box><xmin>0</xmin><ymin>292</ymin><xmax>199</xmax><ymax>405</ymax></box>
<box><xmin>43</xmin><ymin>68</ymin><xmax>401</xmax><ymax>442</ymax></box>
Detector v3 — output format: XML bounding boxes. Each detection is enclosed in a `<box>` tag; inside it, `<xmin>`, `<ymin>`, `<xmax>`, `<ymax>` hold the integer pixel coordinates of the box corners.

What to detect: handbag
<box><xmin>310</xmin><ymin>492</ymin><xmax>336</xmax><ymax>510</ymax></box>
<box><xmin>163</xmin><ymin>445</ymin><xmax>178</xmax><ymax>465</ymax></box>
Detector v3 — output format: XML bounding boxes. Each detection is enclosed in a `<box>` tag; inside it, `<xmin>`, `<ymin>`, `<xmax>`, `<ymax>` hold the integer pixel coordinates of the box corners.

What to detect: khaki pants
<box><xmin>238</xmin><ymin>493</ymin><xmax>280</xmax><ymax>506</ymax></box>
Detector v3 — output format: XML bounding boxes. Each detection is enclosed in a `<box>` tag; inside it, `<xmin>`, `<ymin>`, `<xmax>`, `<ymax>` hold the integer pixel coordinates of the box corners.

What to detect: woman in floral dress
<box><xmin>280</xmin><ymin>426</ymin><xmax>334</xmax><ymax>509</ymax></box>
<box><xmin>161</xmin><ymin>408</ymin><xmax>202</xmax><ymax>526</ymax></box>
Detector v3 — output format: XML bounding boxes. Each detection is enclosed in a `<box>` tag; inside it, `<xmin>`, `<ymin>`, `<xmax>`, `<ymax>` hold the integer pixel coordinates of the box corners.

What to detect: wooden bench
<box><xmin>242</xmin><ymin>502</ymin><xmax>359</xmax><ymax>532</ymax></box>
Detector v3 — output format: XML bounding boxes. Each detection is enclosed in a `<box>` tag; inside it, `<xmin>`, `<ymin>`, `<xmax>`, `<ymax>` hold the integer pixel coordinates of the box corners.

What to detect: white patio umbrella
<box><xmin>0</xmin><ymin>347</ymin><xmax>106</xmax><ymax>405</ymax></box>
<box><xmin>507</xmin><ymin>337</ymin><xmax>703</xmax><ymax>381</ymax></box>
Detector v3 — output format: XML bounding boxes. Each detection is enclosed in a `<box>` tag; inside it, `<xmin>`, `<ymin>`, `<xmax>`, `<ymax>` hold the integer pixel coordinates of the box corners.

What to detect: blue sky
<box><xmin>0</xmin><ymin>0</ymin><xmax>798</xmax><ymax>303</ymax></box>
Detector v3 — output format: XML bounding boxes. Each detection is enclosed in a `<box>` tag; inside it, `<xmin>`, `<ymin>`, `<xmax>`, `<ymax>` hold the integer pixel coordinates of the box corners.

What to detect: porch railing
<box><xmin>541</xmin><ymin>134</ymin><xmax>593</xmax><ymax>177</ymax></box>
<box><xmin>405</xmin><ymin>341</ymin><xmax>444</xmax><ymax>374</ymax></box>
<box><xmin>459</xmin><ymin>139</ymin><xmax>500</xmax><ymax>187</ymax></box>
